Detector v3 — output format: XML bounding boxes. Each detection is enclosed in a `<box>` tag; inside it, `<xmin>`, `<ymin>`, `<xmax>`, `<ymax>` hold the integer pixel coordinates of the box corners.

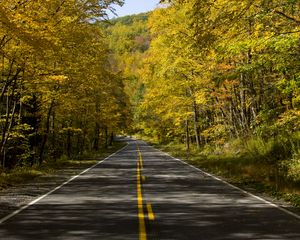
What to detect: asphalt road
<box><xmin>0</xmin><ymin>138</ymin><xmax>299</xmax><ymax>239</ymax></box>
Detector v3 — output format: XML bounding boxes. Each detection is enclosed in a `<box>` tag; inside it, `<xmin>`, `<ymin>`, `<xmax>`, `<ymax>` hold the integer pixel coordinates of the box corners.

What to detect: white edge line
<box><xmin>152</xmin><ymin>146</ymin><xmax>300</xmax><ymax>221</ymax></box>
<box><xmin>0</xmin><ymin>143</ymin><xmax>129</xmax><ymax>224</ymax></box>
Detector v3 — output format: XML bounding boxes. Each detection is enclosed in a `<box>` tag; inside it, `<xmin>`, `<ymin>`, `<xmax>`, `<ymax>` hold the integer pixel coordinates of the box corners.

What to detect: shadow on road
<box><xmin>0</xmin><ymin>140</ymin><xmax>299</xmax><ymax>240</ymax></box>
<box><xmin>139</xmin><ymin>142</ymin><xmax>300</xmax><ymax>240</ymax></box>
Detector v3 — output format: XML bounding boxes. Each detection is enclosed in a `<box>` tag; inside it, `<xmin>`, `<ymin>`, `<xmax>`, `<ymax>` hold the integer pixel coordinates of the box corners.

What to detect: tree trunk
<box><xmin>0</xmin><ymin>76</ymin><xmax>18</xmax><ymax>167</ymax></box>
<box><xmin>93</xmin><ymin>122</ymin><xmax>100</xmax><ymax>151</ymax></box>
<box><xmin>67</xmin><ymin>129</ymin><xmax>71</xmax><ymax>158</ymax></box>
<box><xmin>51</xmin><ymin>111</ymin><xmax>57</xmax><ymax>161</ymax></box>
<box><xmin>109</xmin><ymin>132</ymin><xmax>114</xmax><ymax>146</ymax></box>
<box><xmin>104</xmin><ymin>126</ymin><xmax>108</xmax><ymax>149</ymax></box>
<box><xmin>185</xmin><ymin>118</ymin><xmax>190</xmax><ymax>153</ymax></box>
<box><xmin>1</xmin><ymin>99</ymin><xmax>17</xmax><ymax>168</ymax></box>
<box><xmin>192</xmin><ymin>101</ymin><xmax>201</xmax><ymax>149</ymax></box>
<box><xmin>38</xmin><ymin>100</ymin><xmax>54</xmax><ymax>165</ymax></box>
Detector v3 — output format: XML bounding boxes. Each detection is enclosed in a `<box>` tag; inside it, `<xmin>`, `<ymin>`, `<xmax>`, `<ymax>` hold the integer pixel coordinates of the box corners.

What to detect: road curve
<box><xmin>0</xmin><ymin>138</ymin><xmax>299</xmax><ymax>239</ymax></box>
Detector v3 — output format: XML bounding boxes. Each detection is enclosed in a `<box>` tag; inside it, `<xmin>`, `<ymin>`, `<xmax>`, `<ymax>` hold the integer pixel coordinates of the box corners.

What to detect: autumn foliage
<box><xmin>0</xmin><ymin>0</ymin><xmax>129</xmax><ymax>168</ymax></box>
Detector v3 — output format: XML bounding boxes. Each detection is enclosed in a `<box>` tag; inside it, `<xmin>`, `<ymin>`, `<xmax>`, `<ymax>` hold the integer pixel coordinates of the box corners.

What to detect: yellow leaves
<box><xmin>0</xmin><ymin>0</ymin><xmax>130</xmax><ymax>165</ymax></box>
<box><xmin>195</xmin><ymin>91</ymin><xmax>207</xmax><ymax>105</ymax></box>
<box><xmin>275</xmin><ymin>110</ymin><xmax>300</xmax><ymax>132</ymax></box>
<box><xmin>0</xmin><ymin>4</ymin><xmax>56</xmax><ymax>50</ymax></box>
<box><xmin>216</xmin><ymin>63</ymin><xmax>234</xmax><ymax>72</ymax></box>
<box><xmin>45</xmin><ymin>75</ymin><xmax>68</xmax><ymax>84</ymax></box>
<box><xmin>148</xmin><ymin>8</ymin><xmax>169</xmax><ymax>35</ymax></box>
<box><xmin>201</xmin><ymin>124</ymin><xmax>227</xmax><ymax>144</ymax></box>
<box><xmin>60</xmin><ymin>127</ymin><xmax>83</xmax><ymax>135</ymax></box>
<box><xmin>20</xmin><ymin>95</ymin><xmax>34</xmax><ymax>105</ymax></box>
<box><xmin>139</xmin><ymin>2</ymin><xmax>216</xmax><ymax>136</ymax></box>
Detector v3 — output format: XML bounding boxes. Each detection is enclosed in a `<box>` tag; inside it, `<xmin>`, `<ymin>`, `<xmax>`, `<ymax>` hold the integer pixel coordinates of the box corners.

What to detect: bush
<box><xmin>286</xmin><ymin>152</ymin><xmax>300</xmax><ymax>182</ymax></box>
<box><xmin>244</xmin><ymin>134</ymin><xmax>300</xmax><ymax>164</ymax></box>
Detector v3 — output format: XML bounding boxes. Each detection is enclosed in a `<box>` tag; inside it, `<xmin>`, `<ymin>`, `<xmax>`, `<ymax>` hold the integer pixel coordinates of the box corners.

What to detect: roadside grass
<box><xmin>0</xmin><ymin>142</ymin><xmax>126</xmax><ymax>191</ymax></box>
<box><xmin>151</xmin><ymin>139</ymin><xmax>300</xmax><ymax>208</ymax></box>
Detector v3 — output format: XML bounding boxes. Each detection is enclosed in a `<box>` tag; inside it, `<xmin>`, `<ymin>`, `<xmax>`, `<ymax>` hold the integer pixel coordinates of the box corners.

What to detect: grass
<box><xmin>0</xmin><ymin>168</ymin><xmax>44</xmax><ymax>189</ymax></box>
<box><xmin>151</xmin><ymin>139</ymin><xmax>300</xmax><ymax>208</ymax></box>
<box><xmin>0</xmin><ymin>141</ymin><xmax>126</xmax><ymax>191</ymax></box>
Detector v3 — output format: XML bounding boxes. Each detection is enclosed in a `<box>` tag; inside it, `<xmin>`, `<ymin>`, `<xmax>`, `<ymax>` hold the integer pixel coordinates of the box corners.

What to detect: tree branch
<box><xmin>274</xmin><ymin>10</ymin><xmax>300</xmax><ymax>25</ymax></box>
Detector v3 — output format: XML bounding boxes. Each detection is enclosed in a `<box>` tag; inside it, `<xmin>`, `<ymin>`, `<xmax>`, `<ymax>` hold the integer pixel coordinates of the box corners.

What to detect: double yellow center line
<box><xmin>136</xmin><ymin>144</ymin><xmax>155</xmax><ymax>240</ymax></box>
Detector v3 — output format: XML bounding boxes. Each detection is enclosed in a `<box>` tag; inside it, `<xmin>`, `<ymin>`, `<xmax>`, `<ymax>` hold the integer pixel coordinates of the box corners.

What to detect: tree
<box><xmin>0</xmin><ymin>0</ymin><xmax>129</xmax><ymax>168</ymax></box>
<box><xmin>136</xmin><ymin>0</ymin><xmax>299</xmax><ymax>149</ymax></box>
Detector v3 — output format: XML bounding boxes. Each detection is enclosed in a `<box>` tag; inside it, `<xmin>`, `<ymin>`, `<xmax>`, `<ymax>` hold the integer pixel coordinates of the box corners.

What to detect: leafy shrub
<box><xmin>244</xmin><ymin>134</ymin><xmax>300</xmax><ymax>164</ymax></box>
<box><xmin>286</xmin><ymin>152</ymin><xmax>300</xmax><ymax>182</ymax></box>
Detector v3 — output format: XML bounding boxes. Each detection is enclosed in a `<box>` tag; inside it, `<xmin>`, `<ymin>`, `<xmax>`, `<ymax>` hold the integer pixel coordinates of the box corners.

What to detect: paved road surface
<box><xmin>0</xmin><ymin>138</ymin><xmax>299</xmax><ymax>239</ymax></box>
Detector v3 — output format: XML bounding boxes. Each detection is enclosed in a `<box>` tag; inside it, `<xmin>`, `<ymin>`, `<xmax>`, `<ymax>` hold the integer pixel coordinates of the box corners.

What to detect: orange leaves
<box><xmin>216</xmin><ymin>63</ymin><xmax>235</xmax><ymax>72</ymax></box>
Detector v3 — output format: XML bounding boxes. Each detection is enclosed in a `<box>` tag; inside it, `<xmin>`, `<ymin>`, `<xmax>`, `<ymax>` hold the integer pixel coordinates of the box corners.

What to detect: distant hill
<box><xmin>107</xmin><ymin>12</ymin><xmax>150</xmax><ymax>54</ymax></box>
<box><xmin>110</xmin><ymin>12</ymin><xmax>149</xmax><ymax>25</ymax></box>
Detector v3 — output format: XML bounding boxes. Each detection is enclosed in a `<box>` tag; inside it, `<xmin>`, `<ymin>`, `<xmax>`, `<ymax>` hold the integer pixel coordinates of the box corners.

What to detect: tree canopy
<box><xmin>136</xmin><ymin>0</ymin><xmax>300</xmax><ymax>148</ymax></box>
<box><xmin>0</xmin><ymin>0</ymin><xmax>130</xmax><ymax>168</ymax></box>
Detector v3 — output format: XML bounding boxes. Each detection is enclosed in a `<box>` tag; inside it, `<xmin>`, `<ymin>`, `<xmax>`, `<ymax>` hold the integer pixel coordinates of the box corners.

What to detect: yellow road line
<box><xmin>137</xmin><ymin>161</ymin><xmax>147</xmax><ymax>240</ymax></box>
<box><xmin>147</xmin><ymin>203</ymin><xmax>155</xmax><ymax>221</ymax></box>
<box><xmin>137</xmin><ymin>144</ymin><xmax>143</xmax><ymax>169</ymax></box>
<box><xmin>139</xmin><ymin>153</ymin><xmax>143</xmax><ymax>169</ymax></box>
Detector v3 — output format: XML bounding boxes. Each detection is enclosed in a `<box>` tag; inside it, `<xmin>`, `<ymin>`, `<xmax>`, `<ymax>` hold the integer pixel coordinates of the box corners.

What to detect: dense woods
<box><xmin>140</xmin><ymin>0</ymin><xmax>299</xmax><ymax>146</ymax></box>
<box><xmin>0</xmin><ymin>0</ymin><xmax>129</xmax><ymax>169</ymax></box>
<box><xmin>142</xmin><ymin>1</ymin><xmax>299</xmax><ymax>171</ymax></box>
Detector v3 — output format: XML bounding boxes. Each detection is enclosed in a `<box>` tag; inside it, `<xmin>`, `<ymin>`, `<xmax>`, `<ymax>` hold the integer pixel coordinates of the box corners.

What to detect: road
<box><xmin>0</xmin><ymin>138</ymin><xmax>299</xmax><ymax>239</ymax></box>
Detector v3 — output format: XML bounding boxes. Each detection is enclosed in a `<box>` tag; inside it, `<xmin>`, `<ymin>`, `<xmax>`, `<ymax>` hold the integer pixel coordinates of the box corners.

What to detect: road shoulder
<box><xmin>0</xmin><ymin>143</ymin><xmax>127</xmax><ymax>220</ymax></box>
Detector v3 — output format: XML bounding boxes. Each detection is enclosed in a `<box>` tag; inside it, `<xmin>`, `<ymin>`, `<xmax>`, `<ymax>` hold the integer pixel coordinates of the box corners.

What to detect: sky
<box><xmin>108</xmin><ymin>0</ymin><xmax>161</xmax><ymax>18</ymax></box>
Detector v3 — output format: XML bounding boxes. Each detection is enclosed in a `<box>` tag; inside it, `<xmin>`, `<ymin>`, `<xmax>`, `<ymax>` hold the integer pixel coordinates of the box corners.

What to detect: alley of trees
<box><xmin>0</xmin><ymin>0</ymin><xmax>299</xmax><ymax>193</ymax></box>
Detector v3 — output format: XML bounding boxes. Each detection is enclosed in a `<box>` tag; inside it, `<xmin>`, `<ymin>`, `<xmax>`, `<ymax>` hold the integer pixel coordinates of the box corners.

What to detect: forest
<box><xmin>0</xmin><ymin>1</ymin><xmax>299</xmax><ymax>204</ymax></box>
<box><xmin>107</xmin><ymin>1</ymin><xmax>300</xmax><ymax>204</ymax></box>
<box><xmin>0</xmin><ymin>0</ymin><xmax>131</xmax><ymax>172</ymax></box>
